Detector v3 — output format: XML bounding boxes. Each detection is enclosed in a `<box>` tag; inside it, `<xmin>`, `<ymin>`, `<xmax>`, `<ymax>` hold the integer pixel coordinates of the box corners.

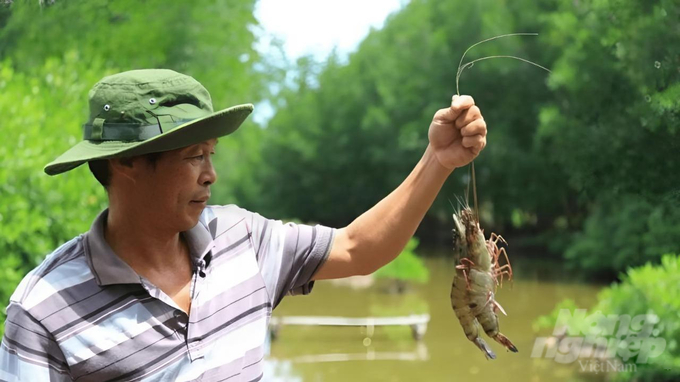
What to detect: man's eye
<box><xmin>191</xmin><ymin>155</ymin><xmax>204</xmax><ymax>160</ymax></box>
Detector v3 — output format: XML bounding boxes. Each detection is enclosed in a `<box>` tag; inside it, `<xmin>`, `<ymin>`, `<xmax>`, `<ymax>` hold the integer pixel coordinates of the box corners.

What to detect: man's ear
<box><xmin>109</xmin><ymin>157</ymin><xmax>141</xmax><ymax>185</ymax></box>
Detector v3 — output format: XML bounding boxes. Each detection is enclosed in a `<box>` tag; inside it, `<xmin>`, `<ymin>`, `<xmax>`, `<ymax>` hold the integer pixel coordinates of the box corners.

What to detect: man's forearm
<box><xmin>344</xmin><ymin>143</ymin><xmax>453</xmax><ymax>274</ymax></box>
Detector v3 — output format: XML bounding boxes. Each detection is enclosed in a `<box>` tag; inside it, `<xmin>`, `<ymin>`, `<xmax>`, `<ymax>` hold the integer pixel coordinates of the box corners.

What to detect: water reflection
<box><xmin>267</xmin><ymin>257</ymin><xmax>606</xmax><ymax>381</ymax></box>
<box><xmin>273</xmin><ymin>342</ymin><xmax>429</xmax><ymax>363</ymax></box>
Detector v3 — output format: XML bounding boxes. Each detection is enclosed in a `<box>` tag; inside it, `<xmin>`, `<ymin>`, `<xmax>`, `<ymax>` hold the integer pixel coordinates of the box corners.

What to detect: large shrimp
<box><xmin>450</xmin><ymin>207</ymin><xmax>517</xmax><ymax>360</ymax></box>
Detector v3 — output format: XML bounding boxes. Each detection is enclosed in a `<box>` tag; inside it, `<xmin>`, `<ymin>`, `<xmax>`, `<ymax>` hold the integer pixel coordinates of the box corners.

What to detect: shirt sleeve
<box><xmin>1</xmin><ymin>302</ymin><xmax>72</xmax><ymax>381</ymax></box>
<box><xmin>241</xmin><ymin>208</ymin><xmax>336</xmax><ymax>308</ymax></box>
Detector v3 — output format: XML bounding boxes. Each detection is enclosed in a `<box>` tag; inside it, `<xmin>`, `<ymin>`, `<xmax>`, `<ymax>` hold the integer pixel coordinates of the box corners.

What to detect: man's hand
<box><xmin>428</xmin><ymin>95</ymin><xmax>487</xmax><ymax>170</ymax></box>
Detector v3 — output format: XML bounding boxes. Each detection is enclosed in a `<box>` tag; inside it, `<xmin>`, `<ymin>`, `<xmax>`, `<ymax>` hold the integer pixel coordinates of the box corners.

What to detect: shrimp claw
<box><xmin>492</xmin><ymin>333</ymin><xmax>518</xmax><ymax>353</ymax></box>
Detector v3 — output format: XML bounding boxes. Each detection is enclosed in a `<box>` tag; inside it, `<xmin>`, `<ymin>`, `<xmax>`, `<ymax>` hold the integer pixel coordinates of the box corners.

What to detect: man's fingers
<box><xmin>461</xmin><ymin>119</ymin><xmax>487</xmax><ymax>137</ymax></box>
<box><xmin>435</xmin><ymin>95</ymin><xmax>475</xmax><ymax>123</ymax></box>
<box><xmin>452</xmin><ymin>95</ymin><xmax>475</xmax><ymax>110</ymax></box>
<box><xmin>462</xmin><ymin>135</ymin><xmax>486</xmax><ymax>150</ymax></box>
<box><xmin>456</xmin><ymin>105</ymin><xmax>482</xmax><ymax>129</ymax></box>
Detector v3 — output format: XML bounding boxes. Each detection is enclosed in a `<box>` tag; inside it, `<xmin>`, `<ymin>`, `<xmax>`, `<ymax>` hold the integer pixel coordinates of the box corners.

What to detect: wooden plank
<box><xmin>268</xmin><ymin>314</ymin><xmax>430</xmax><ymax>341</ymax></box>
<box><xmin>270</xmin><ymin>314</ymin><xmax>430</xmax><ymax>327</ymax></box>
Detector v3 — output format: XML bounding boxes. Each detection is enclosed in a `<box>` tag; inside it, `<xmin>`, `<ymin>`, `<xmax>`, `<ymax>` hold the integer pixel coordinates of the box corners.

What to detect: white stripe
<box><xmin>0</xmin><ymin>369</ymin><xmax>18</xmax><ymax>382</ymax></box>
<box><xmin>174</xmin><ymin>316</ymin><xmax>268</xmax><ymax>382</ymax></box>
<box><xmin>201</xmin><ymin>246</ymin><xmax>260</xmax><ymax>302</ymax></box>
<box><xmin>60</xmin><ymin>298</ymin><xmax>159</xmax><ymax>364</ymax></box>
<box><xmin>23</xmin><ymin>256</ymin><xmax>94</xmax><ymax>310</ymax></box>
<box><xmin>0</xmin><ymin>344</ymin><xmax>67</xmax><ymax>381</ymax></box>
<box><xmin>11</xmin><ymin>238</ymin><xmax>81</xmax><ymax>305</ymax></box>
<box><xmin>260</xmin><ymin>221</ymin><xmax>285</xmax><ymax>305</ymax></box>
<box><xmin>56</xmin><ymin>296</ymin><xmax>154</xmax><ymax>342</ymax></box>
<box><xmin>133</xmin><ymin>348</ymin><xmax>188</xmax><ymax>382</ymax></box>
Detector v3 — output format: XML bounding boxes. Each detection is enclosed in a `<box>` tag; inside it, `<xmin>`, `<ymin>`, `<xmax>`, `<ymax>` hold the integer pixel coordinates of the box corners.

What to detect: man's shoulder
<box><xmin>202</xmin><ymin>203</ymin><xmax>253</xmax><ymax>221</ymax></box>
<box><xmin>9</xmin><ymin>235</ymin><xmax>93</xmax><ymax>311</ymax></box>
<box><xmin>202</xmin><ymin>204</ymin><xmax>271</xmax><ymax>233</ymax></box>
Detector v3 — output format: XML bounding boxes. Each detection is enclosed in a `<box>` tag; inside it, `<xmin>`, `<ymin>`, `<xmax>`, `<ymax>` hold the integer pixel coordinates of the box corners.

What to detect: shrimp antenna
<box><xmin>454</xmin><ymin>193</ymin><xmax>468</xmax><ymax>211</ymax></box>
<box><xmin>455</xmin><ymin>32</ymin><xmax>550</xmax><ymax>96</ymax></box>
<box><xmin>455</xmin><ymin>32</ymin><xmax>551</xmax><ymax>222</ymax></box>
<box><xmin>465</xmin><ymin>164</ymin><xmax>470</xmax><ymax>205</ymax></box>
<box><xmin>447</xmin><ymin>198</ymin><xmax>456</xmax><ymax>212</ymax></box>
<box><xmin>471</xmin><ymin>161</ymin><xmax>478</xmax><ymax>222</ymax></box>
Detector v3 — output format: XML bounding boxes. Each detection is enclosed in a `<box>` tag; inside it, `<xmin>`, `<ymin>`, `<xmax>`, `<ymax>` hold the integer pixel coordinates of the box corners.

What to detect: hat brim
<box><xmin>44</xmin><ymin>103</ymin><xmax>254</xmax><ymax>176</ymax></box>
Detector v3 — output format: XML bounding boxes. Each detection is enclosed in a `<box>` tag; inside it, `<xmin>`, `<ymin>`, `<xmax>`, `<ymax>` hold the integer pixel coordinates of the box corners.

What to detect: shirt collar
<box><xmin>85</xmin><ymin>208</ymin><xmax>215</xmax><ymax>286</ymax></box>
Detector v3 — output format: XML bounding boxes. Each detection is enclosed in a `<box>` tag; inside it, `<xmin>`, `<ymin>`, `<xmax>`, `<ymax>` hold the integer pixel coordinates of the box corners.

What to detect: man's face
<box><xmin>129</xmin><ymin>138</ymin><xmax>218</xmax><ymax>232</ymax></box>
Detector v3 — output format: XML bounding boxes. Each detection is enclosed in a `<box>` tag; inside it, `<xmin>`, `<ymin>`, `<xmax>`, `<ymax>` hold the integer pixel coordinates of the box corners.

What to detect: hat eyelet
<box><xmin>103</xmin><ymin>104</ymin><xmax>111</xmax><ymax>111</ymax></box>
<box><xmin>149</xmin><ymin>98</ymin><xmax>157</xmax><ymax>105</ymax></box>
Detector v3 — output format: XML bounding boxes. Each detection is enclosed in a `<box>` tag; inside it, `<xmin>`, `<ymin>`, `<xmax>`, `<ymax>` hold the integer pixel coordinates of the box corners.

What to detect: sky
<box><xmin>254</xmin><ymin>0</ymin><xmax>407</xmax><ymax>61</ymax></box>
<box><xmin>252</xmin><ymin>0</ymin><xmax>407</xmax><ymax>124</ymax></box>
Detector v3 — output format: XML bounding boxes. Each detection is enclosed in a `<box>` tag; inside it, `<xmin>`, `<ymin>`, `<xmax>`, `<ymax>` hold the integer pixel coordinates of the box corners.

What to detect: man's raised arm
<box><xmin>313</xmin><ymin>95</ymin><xmax>487</xmax><ymax>280</ymax></box>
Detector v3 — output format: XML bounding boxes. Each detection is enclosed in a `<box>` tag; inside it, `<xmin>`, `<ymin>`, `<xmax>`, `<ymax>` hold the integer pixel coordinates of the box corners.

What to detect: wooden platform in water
<box><xmin>269</xmin><ymin>314</ymin><xmax>430</xmax><ymax>341</ymax></box>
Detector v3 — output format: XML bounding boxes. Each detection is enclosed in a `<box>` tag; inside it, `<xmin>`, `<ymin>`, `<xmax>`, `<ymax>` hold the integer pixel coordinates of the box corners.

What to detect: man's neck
<box><xmin>104</xmin><ymin>204</ymin><xmax>191</xmax><ymax>273</ymax></box>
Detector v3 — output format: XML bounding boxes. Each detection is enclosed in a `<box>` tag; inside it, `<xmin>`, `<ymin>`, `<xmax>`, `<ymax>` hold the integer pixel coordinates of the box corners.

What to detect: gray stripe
<box><xmin>212</xmin><ymin>233</ymin><xmax>250</xmax><ymax>260</ymax></box>
<box><xmin>0</xmin><ymin>343</ymin><xmax>71</xmax><ymax>377</ymax></box>
<box><xmin>208</xmin><ymin>218</ymin><xmax>218</xmax><ymax>238</ymax></box>
<box><xmin>272</xmin><ymin>224</ymin><xmax>319</xmax><ymax>306</ymax></box>
<box><xmin>1</xmin><ymin>336</ymin><xmax>68</xmax><ymax>371</ymax></box>
<box><xmin>194</xmin><ymin>345</ymin><xmax>264</xmax><ymax>382</ymax></box>
<box><xmin>50</xmin><ymin>288</ymin><xmax>149</xmax><ymax>337</ymax></box>
<box><xmin>307</xmin><ymin>227</ymin><xmax>335</xmax><ymax>281</ymax></box>
<box><xmin>104</xmin><ymin>343</ymin><xmax>186</xmax><ymax>382</ymax></box>
<box><xmin>188</xmin><ymin>293</ymin><xmax>269</xmax><ymax>341</ymax></box>
<box><xmin>2</xmin><ymin>307</ymin><xmax>69</xmax><ymax>371</ymax></box>
<box><xmin>213</xmin><ymin>217</ymin><xmax>246</xmax><ymax>240</ymax></box>
<box><xmin>36</xmin><ymin>244</ymin><xmax>85</xmax><ymax>283</ymax></box>
<box><xmin>19</xmin><ymin>238</ymin><xmax>82</xmax><ymax>303</ymax></box>
<box><xmin>30</xmin><ymin>277</ymin><xmax>103</xmax><ymax>321</ymax></box>
<box><xmin>256</xmin><ymin>218</ymin><xmax>269</xmax><ymax>260</ymax></box>
<box><xmin>188</xmin><ymin>298</ymin><xmax>269</xmax><ymax>345</ymax></box>
<box><xmin>214</xmin><ymin>372</ymin><xmax>241</xmax><ymax>382</ymax></box>
<box><xmin>70</xmin><ymin>317</ymin><xmax>181</xmax><ymax>381</ymax></box>
<box><xmin>208</xmin><ymin>241</ymin><xmax>254</xmax><ymax>270</ymax></box>
<box><xmin>191</xmin><ymin>276</ymin><xmax>267</xmax><ymax>325</ymax></box>
<box><xmin>289</xmin><ymin>226</ymin><xmax>335</xmax><ymax>296</ymax></box>
<box><xmin>188</xmin><ymin>302</ymin><xmax>270</xmax><ymax>345</ymax></box>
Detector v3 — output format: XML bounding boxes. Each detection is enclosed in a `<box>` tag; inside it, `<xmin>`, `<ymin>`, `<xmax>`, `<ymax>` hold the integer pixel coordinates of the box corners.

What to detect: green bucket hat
<box><xmin>44</xmin><ymin>69</ymin><xmax>253</xmax><ymax>175</ymax></box>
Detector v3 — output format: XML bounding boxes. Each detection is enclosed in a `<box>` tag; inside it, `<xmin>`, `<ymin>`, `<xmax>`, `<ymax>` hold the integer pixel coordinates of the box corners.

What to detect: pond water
<box><xmin>266</xmin><ymin>256</ymin><xmax>606</xmax><ymax>382</ymax></box>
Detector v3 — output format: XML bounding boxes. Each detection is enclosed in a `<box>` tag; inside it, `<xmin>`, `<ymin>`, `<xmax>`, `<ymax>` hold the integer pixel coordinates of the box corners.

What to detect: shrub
<box><xmin>535</xmin><ymin>254</ymin><xmax>680</xmax><ymax>381</ymax></box>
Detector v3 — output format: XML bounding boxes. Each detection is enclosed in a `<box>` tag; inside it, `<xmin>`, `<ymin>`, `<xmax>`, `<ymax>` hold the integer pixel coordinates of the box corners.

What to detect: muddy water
<box><xmin>266</xmin><ymin>256</ymin><xmax>606</xmax><ymax>382</ymax></box>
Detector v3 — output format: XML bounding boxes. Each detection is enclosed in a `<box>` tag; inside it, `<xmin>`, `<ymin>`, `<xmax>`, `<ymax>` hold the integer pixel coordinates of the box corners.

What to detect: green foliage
<box><xmin>535</xmin><ymin>0</ymin><xmax>680</xmax><ymax>277</ymax></box>
<box><xmin>565</xmin><ymin>194</ymin><xmax>680</xmax><ymax>278</ymax></box>
<box><xmin>374</xmin><ymin>237</ymin><xmax>430</xmax><ymax>283</ymax></box>
<box><xmin>536</xmin><ymin>0</ymin><xmax>680</xmax><ymax>200</ymax></box>
<box><xmin>535</xmin><ymin>254</ymin><xmax>680</xmax><ymax>381</ymax></box>
<box><xmin>0</xmin><ymin>0</ymin><xmax>267</xmax><ymax>107</ymax></box>
<box><xmin>0</xmin><ymin>55</ymin><xmax>110</xmax><ymax>336</ymax></box>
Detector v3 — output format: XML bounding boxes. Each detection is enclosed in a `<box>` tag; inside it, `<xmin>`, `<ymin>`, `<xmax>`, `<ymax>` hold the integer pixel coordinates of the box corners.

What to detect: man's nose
<box><xmin>201</xmin><ymin>159</ymin><xmax>217</xmax><ymax>186</ymax></box>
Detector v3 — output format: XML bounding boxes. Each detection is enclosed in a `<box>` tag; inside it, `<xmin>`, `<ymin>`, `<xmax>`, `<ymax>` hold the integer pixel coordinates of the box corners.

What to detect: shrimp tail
<box><xmin>473</xmin><ymin>337</ymin><xmax>497</xmax><ymax>360</ymax></box>
<box><xmin>492</xmin><ymin>333</ymin><xmax>518</xmax><ymax>353</ymax></box>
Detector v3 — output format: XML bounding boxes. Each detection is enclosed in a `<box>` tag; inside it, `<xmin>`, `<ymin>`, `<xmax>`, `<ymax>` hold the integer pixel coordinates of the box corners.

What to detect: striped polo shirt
<box><xmin>0</xmin><ymin>204</ymin><xmax>335</xmax><ymax>381</ymax></box>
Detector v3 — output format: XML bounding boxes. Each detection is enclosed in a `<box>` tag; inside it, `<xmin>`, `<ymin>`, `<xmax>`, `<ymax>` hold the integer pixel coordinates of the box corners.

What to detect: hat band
<box><xmin>82</xmin><ymin>118</ymin><xmax>196</xmax><ymax>141</ymax></box>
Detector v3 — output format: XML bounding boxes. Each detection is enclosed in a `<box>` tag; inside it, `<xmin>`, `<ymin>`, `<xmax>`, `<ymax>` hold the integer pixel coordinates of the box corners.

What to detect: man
<box><xmin>0</xmin><ymin>69</ymin><xmax>486</xmax><ymax>381</ymax></box>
